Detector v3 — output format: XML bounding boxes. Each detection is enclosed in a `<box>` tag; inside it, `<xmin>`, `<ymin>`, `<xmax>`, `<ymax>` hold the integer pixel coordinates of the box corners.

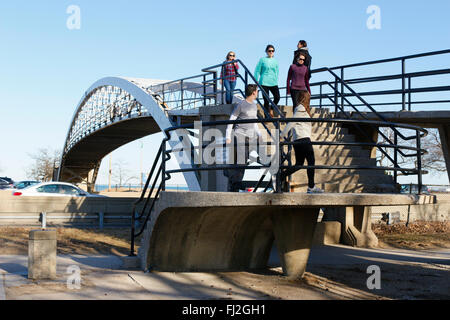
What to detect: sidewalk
<box><xmin>1</xmin><ymin>245</ymin><xmax>448</xmax><ymax>300</ymax></box>
<box><xmin>0</xmin><ymin>254</ymin><xmax>342</xmax><ymax>300</ymax></box>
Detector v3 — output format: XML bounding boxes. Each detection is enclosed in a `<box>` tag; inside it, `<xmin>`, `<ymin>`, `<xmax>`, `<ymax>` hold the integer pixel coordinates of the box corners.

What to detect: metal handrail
<box><xmin>130</xmin><ymin>135</ymin><xmax>170</xmax><ymax>256</ymax></box>
<box><xmin>163</xmin><ymin>117</ymin><xmax>427</xmax><ymax>179</ymax></box>
<box><xmin>129</xmin><ymin>115</ymin><xmax>427</xmax><ymax>255</ymax></box>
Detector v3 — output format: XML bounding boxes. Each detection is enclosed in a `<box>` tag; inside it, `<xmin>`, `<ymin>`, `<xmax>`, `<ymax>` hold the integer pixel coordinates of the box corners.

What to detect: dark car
<box><xmin>400</xmin><ymin>184</ymin><xmax>430</xmax><ymax>195</ymax></box>
<box><xmin>0</xmin><ymin>177</ymin><xmax>14</xmax><ymax>190</ymax></box>
<box><xmin>13</xmin><ymin>181</ymin><xmax>40</xmax><ymax>190</ymax></box>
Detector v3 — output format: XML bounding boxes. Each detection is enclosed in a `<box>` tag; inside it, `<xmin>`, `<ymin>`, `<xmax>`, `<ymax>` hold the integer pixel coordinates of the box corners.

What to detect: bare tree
<box><xmin>112</xmin><ymin>159</ymin><xmax>133</xmax><ymax>187</ymax></box>
<box><xmin>27</xmin><ymin>148</ymin><xmax>61</xmax><ymax>181</ymax></box>
<box><xmin>377</xmin><ymin>127</ymin><xmax>446</xmax><ymax>175</ymax></box>
<box><xmin>421</xmin><ymin>129</ymin><xmax>446</xmax><ymax>173</ymax></box>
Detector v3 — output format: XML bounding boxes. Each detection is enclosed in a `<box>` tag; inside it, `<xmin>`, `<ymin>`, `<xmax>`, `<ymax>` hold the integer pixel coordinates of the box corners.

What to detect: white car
<box><xmin>12</xmin><ymin>182</ymin><xmax>106</xmax><ymax>198</ymax></box>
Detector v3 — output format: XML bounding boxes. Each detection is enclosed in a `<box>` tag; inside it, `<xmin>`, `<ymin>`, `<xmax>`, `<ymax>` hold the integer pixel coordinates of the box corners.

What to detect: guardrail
<box><xmin>0</xmin><ymin>211</ymin><xmax>132</xmax><ymax>228</ymax></box>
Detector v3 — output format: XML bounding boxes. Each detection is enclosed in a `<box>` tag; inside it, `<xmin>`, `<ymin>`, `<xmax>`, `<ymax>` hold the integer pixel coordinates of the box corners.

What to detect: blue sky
<box><xmin>0</xmin><ymin>0</ymin><xmax>449</xmax><ymax>186</ymax></box>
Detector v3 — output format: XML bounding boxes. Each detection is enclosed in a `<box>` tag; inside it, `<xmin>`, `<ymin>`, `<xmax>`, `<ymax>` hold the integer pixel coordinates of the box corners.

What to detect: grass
<box><xmin>0</xmin><ymin>221</ymin><xmax>448</xmax><ymax>256</ymax></box>
<box><xmin>0</xmin><ymin>227</ymin><xmax>140</xmax><ymax>256</ymax></box>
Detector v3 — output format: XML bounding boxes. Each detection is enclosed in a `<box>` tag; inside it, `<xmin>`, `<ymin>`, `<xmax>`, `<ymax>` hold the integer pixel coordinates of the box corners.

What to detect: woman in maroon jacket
<box><xmin>286</xmin><ymin>53</ymin><xmax>311</xmax><ymax>110</ymax></box>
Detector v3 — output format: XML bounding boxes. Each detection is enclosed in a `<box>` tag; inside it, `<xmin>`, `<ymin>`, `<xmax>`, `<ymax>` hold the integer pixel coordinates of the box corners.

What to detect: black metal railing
<box><xmin>278</xmin><ymin>49</ymin><xmax>450</xmax><ymax>112</ymax></box>
<box><xmin>128</xmin><ymin>52</ymin><xmax>443</xmax><ymax>254</ymax></box>
<box><xmin>129</xmin><ymin>116</ymin><xmax>428</xmax><ymax>255</ymax></box>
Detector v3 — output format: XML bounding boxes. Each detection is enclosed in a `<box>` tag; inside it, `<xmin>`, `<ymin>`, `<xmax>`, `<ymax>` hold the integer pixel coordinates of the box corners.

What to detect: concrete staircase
<box><xmin>266</xmin><ymin>106</ymin><xmax>397</xmax><ymax>193</ymax></box>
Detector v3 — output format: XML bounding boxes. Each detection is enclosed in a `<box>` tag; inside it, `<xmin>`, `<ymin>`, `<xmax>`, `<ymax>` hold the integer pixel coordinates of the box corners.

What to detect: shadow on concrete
<box><xmin>305</xmin><ymin>245</ymin><xmax>450</xmax><ymax>300</ymax></box>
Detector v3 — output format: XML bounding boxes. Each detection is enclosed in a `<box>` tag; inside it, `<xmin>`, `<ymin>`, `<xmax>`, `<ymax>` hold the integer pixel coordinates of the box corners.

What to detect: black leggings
<box><xmin>261</xmin><ymin>85</ymin><xmax>280</xmax><ymax>115</ymax></box>
<box><xmin>283</xmin><ymin>138</ymin><xmax>315</xmax><ymax>188</ymax></box>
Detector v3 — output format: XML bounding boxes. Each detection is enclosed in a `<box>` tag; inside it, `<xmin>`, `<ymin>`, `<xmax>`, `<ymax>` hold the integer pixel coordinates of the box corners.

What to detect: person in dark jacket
<box><xmin>293</xmin><ymin>40</ymin><xmax>312</xmax><ymax>79</ymax></box>
<box><xmin>287</xmin><ymin>53</ymin><xmax>311</xmax><ymax>109</ymax></box>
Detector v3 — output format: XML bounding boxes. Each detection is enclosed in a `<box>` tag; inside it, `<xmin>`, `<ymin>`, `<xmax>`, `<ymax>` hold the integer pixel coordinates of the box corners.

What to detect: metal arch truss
<box><xmin>58</xmin><ymin>77</ymin><xmax>202</xmax><ymax>191</ymax></box>
<box><xmin>64</xmin><ymin>85</ymin><xmax>147</xmax><ymax>154</ymax></box>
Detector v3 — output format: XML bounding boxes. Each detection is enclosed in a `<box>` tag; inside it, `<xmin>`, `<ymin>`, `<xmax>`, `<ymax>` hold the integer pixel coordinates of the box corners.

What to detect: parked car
<box><xmin>400</xmin><ymin>184</ymin><xmax>430</xmax><ymax>194</ymax></box>
<box><xmin>0</xmin><ymin>177</ymin><xmax>14</xmax><ymax>190</ymax></box>
<box><xmin>12</xmin><ymin>182</ymin><xmax>107</xmax><ymax>197</ymax></box>
<box><xmin>13</xmin><ymin>180</ymin><xmax>41</xmax><ymax>190</ymax></box>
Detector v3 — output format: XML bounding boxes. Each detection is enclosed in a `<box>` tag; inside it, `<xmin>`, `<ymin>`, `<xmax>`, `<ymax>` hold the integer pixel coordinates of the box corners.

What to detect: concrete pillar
<box><xmin>323</xmin><ymin>206</ymin><xmax>378</xmax><ymax>248</ymax></box>
<box><xmin>200</xmin><ymin>113</ymin><xmax>230</xmax><ymax>191</ymax></box>
<box><xmin>271</xmin><ymin>208</ymin><xmax>319</xmax><ymax>279</ymax></box>
<box><xmin>312</xmin><ymin>221</ymin><xmax>341</xmax><ymax>246</ymax></box>
<box><xmin>438</xmin><ymin>124</ymin><xmax>450</xmax><ymax>183</ymax></box>
<box><xmin>28</xmin><ymin>230</ymin><xmax>57</xmax><ymax>280</ymax></box>
<box><xmin>86</xmin><ymin>163</ymin><xmax>100</xmax><ymax>193</ymax></box>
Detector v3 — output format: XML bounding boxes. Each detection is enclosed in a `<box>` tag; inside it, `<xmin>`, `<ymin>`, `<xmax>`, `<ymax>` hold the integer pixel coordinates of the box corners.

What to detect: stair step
<box><xmin>291</xmin><ymin>183</ymin><xmax>397</xmax><ymax>193</ymax></box>
<box><xmin>290</xmin><ymin>172</ymin><xmax>394</xmax><ymax>184</ymax></box>
<box><xmin>313</xmin><ymin>145</ymin><xmax>371</xmax><ymax>158</ymax></box>
<box><xmin>302</xmin><ymin>157</ymin><xmax>377</xmax><ymax>166</ymax></box>
<box><xmin>312</xmin><ymin>127</ymin><xmax>348</xmax><ymax>135</ymax></box>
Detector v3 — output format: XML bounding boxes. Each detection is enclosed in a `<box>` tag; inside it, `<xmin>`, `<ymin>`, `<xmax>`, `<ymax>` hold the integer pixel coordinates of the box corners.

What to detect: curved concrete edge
<box><xmin>137</xmin><ymin>192</ymin><xmax>430</xmax><ymax>279</ymax></box>
<box><xmin>138</xmin><ymin>198</ymin><xmax>319</xmax><ymax>279</ymax></box>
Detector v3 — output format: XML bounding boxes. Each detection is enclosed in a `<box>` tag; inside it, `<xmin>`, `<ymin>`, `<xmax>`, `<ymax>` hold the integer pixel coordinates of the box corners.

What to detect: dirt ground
<box><xmin>0</xmin><ymin>227</ymin><xmax>138</xmax><ymax>256</ymax></box>
<box><xmin>0</xmin><ymin>222</ymin><xmax>448</xmax><ymax>300</ymax></box>
<box><xmin>372</xmin><ymin>221</ymin><xmax>450</xmax><ymax>250</ymax></box>
<box><xmin>1</xmin><ymin>221</ymin><xmax>448</xmax><ymax>256</ymax></box>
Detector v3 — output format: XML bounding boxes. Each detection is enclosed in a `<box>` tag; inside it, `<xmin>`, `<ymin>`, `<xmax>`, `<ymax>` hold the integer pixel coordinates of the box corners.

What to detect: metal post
<box><xmin>334</xmin><ymin>77</ymin><xmax>338</xmax><ymax>115</ymax></box>
<box><xmin>276</xmin><ymin>120</ymin><xmax>282</xmax><ymax>193</ymax></box>
<box><xmin>401</xmin><ymin>59</ymin><xmax>406</xmax><ymax>111</ymax></box>
<box><xmin>162</xmin><ymin>140</ymin><xmax>167</xmax><ymax>191</ymax></box>
<box><xmin>319</xmin><ymin>84</ymin><xmax>323</xmax><ymax>109</ymax></box>
<box><xmin>40</xmin><ymin>212</ymin><xmax>47</xmax><ymax>229</ymax></box>
<box><xmin>340</xmin><ymin>68</ymin><xmax>344</xmax><ymax>110</ymax></box>
<box><xmin>213</xmin><ymin>71</ymin><xmax>218</xmax><ymax>106</ymax></box>
<box><xmin>408</xmin><ymin>77</ymin><xmax>412</xmax><ymax>111</ymax></box>
<box><xmin>203</xmin><ymin>74</ymin><xmax>207</xmax><ymax>106</ymax></box>
<box><xmin>180</xmin><ymin>80</ymin><xmax>184</xmax><ymax>109</ymax></box>
<box><xmin>130</xmin><ymin>208</ymin><xmax>136</xmax><ymax>256</ymax></box>
<box><xmin>416</xmin><ymin>130</ymin><xmax>422</xmax><ymax>194</ymax></box>
<box><xmin>394</xmin><ymin>131</ymin><xmax>398</xmax><ymax>185</ymax></box>
<box><xmin>221</xmin><ymin>65</ymin><xmax>225</xmax><ymax>105</ymax></box>
<box><xmin>98</xmin><ymin>212</ymin><xmax>104</xmax><ymax>229</ymax></box>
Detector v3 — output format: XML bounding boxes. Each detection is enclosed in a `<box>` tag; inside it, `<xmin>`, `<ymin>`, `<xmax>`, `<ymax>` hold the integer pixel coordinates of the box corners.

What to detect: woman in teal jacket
<box><xmin>254</xmin><ymin>44</ymin><xmax>280</xmax><ymax>118</ymax></box>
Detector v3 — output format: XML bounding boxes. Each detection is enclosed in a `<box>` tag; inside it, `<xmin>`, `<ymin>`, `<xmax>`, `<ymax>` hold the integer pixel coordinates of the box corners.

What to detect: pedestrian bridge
<box><xmin>56</xmin><ymin>50</ymin><xmax>449</xmax><ymax>278</ymax></box>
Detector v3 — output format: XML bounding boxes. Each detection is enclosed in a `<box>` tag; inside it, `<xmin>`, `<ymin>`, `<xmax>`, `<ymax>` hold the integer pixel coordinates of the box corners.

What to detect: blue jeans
<box><xmin>224</xmin><ymin>80</ymin><xmax>236</xmax><ymax>104</ymax></box>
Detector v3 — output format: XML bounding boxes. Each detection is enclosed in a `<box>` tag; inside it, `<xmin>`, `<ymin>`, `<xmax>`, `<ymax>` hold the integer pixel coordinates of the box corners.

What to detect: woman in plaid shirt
<box><xmin>221</xmin><ymin>51</ymin><xmax>239</xmax><ymax>104</ymax></box>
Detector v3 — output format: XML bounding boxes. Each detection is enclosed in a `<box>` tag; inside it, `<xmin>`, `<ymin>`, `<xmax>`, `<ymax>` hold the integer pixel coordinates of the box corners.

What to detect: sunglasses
<box><xmin>298</xmin><ymin>58</ymin><xmax>305</xmax><ymax>61</ymax></box>
<box><xmin>228</xmin><ymin>54</ymin><xmax>235</xmax><ymax>57</ymax></box>
<box><xmin>267</xmin><ymin>50</ymin><xmax>275</xmax><ymax>53</ymax></box>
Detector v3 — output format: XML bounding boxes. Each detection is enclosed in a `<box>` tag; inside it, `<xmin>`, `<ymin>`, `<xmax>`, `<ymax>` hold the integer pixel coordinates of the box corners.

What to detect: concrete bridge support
<box><xmin>323</xmin><ymin>206</ymin><xmax>378</xmax><ymax>248</ymax></box>
<box><xmin>271</xmin><ymin>208</ymin><xmax>319</xmax><ymax>279</ymax></box>
<box><xmin>438</xmin><ymin>124</ymin><xmax>450</xmax><ymax>183</ymax></box>
<box><xmin>138</xmin><ymin>192</ymin><xmax>428</xmax><ymax>279</ymax></box>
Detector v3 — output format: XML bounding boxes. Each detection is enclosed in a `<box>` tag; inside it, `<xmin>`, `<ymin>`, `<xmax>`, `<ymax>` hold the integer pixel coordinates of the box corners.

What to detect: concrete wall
<box><xmin>0</xmin><ymin>193</ymin><xmax>140</xmax><ymax>227</ymax></box>
<box><xmin>371</xmin><ymin>203</ymin><xmax>450</xmax><ymax>222</ymax></box>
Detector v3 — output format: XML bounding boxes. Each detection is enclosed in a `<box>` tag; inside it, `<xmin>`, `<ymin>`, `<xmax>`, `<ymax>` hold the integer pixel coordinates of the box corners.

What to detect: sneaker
<box><xmin>307</xmin><ymin>186</ymin><xmax>324</xmax><ymax>194</ymax></box>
